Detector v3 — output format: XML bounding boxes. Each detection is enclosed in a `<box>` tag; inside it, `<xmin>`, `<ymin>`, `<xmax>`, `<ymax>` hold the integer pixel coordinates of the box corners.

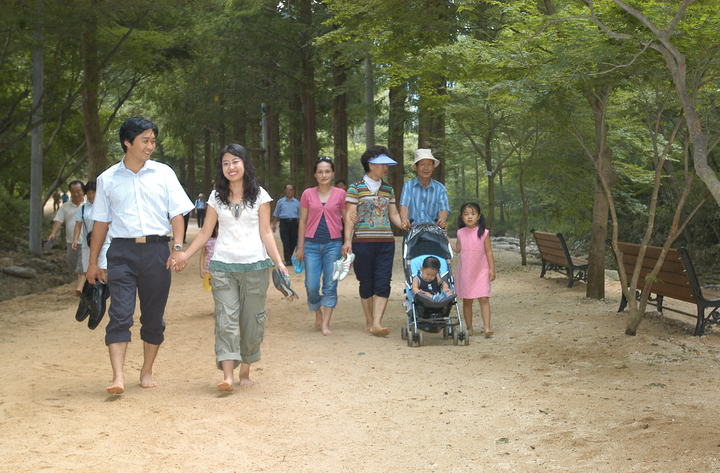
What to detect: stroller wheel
<box><xmin>417</xmin><ymin>330</ymin><xmax>424</xmax><ymax>347</ymax></box>
<box><xmin>401</xmin><ymin>326</ymin><xmax>407</xmax><ymax>341</ymax></box>
<box><xmin>452</xmin><ymin>328</ymin><xmax>459</xmax><ymax>346</ymax></box>
<box><xmin>442</xmin><ymin>327</ymin><xmax>449</xmax><ymax>340</ymax></box>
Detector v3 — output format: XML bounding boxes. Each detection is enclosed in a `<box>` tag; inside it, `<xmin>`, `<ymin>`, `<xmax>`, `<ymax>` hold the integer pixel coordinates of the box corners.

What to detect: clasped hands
<box><xmin>167</xmin><ymin>251</ymin><xmax>188</xmax><ymax>272</ymax></box>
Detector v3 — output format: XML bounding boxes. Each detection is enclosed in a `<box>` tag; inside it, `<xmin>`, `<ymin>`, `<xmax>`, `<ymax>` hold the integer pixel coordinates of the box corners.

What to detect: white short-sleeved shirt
<box><xmin>75</xmin><ymin>202</ymin><xmax>110</xmax><ymax>270</ymax></box>
<box><xmin>208</xmin><ymin>187</ymin><xmax>274</xmax><ymax>269</ymax></box>
<box><xmin>92</xmin><ymin>158</ymin><xmax>194</xmax><ymax>238</ymax></box>
<box><xmin>53</xmin><ymin>201</ymin><xmax>81</xmax><ymax>244</ymax></box>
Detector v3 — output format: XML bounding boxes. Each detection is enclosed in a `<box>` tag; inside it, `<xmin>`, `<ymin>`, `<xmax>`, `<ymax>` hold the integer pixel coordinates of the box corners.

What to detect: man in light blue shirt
<box><xmin>86</xmin><ymin>116</ymin><xmax>194</xmax><ymax>395</ymax></box>
<box><xmin>399</xmin><ymin>149</ymin><xmax>450</xmax><ymax>230</ymax></box>
<box><xmin>272</xmin><ymin>184</ymin><xmax>301</xmax><ymax>265</ymax></box>
<box><xmin>194</xmin><ymin>193</ymin><xmax>207</xmax><ymax>227</ymax></box>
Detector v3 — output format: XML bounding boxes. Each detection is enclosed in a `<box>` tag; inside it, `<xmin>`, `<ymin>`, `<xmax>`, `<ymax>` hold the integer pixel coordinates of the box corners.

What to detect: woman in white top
<box><xmin>175</xmin><ymin>143</ymin><xmax>288</xmax><ymax>391</ymax></box>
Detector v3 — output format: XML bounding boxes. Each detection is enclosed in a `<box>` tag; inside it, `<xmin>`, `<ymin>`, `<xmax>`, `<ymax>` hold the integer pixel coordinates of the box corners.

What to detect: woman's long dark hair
<box><xmin>214</xmin><ymin>143</ymin><xmax>260</xmax><ymax>208</ymax></box>
<box><xmin>457</xmin><ymin>202</ymin><xmax>487</xmax><ymax>239</ymax></box>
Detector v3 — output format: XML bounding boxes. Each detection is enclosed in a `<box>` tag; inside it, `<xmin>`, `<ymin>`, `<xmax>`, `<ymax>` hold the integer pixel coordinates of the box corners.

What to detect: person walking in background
<box><xmin>272</xmin><ymin>184</ymin><xmax>300</xmax><ymax>265</ymax></box>
<box><xmin>447</xmin><ymin>202</ymin><xmax>496</xmax><ymax>338</ymax></box>
<box><xmin>296</xmin><ymin>157</ymin><xmax>347</xmax><ymax>336</ymax></box>
<box><xmin>195</xmin><ymin>193</ymin><xmax>207</xmax><ymax>227</ymax></box>
<box><xmin>343</xmin><ymin>146</ymin><xmax>403</xmax><ymax>337</ymax></box>
<box><xmin>48</xmin><ymin>180</ymin><xmax>85</xmax><ymax>289</ymax></box>
<box><xmin>173</xmin><ymin>143</ymin><xmax>288</xmax><ymax>391</ymax></box>
<box><xmin>53</xmin><ymin>191</ymin><xmax>62</xmax><ymax>212</ymax></box>
<box><xmin>86</xmin><ymin>116</ymin><xmax>194</xmax><ymax>395</ymax></box>
<box><xmin>72</xmin><ymin>180</ymin><xmax>110</xmax><ymax>293</ymax></box>
<box><xmin>399</xmin><ymin>149</ymin><xmax>450</xmax><ymax>231</ymax></box>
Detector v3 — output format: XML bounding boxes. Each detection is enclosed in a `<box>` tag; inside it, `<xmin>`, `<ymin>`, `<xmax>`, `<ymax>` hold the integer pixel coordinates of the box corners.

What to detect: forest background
<box><xmin>2</xmin><ymin>0</ymin><xmax>720</xmax><ymax>331</ymax></box>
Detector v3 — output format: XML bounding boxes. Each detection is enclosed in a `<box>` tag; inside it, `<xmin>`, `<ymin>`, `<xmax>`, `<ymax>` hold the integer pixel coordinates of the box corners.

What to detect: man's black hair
<box><xmin>119</xmin><ymin>116</ymin><xmax>159</xmax><ymax>152</ymax></box>
<box><xmin>68</xmin><ymin>180</ymin><xmax>84</xmax><ymax>192</ymax></box>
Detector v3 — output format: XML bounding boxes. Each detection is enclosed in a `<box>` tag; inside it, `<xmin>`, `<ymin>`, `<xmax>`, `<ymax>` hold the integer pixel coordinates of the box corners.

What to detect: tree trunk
<box><xmin>81</xmin><ymin>5</ymin><xmax>107</xmax><ymax>181</ymax></box>
<box><xmin>204</xmin><ymin>127</ymin><xmax>212</xmax><ymax>196</ymax></box>
<box><xmin>333</xmin><ymin>61</ymin><xmax>348</xmax><ymax>184</ymax></box>
<box><xmin>585</xmin><ymin>86</ymin><xmax>617</xmax><ymax>300</ymax></box>
<box><xmin>187</xmin><ymin>137</ymin><xmax>195</xmax><ymax>200</ymax></box>
<box><xmin>300</xmin><ymin>0</ymin><xmax>318</xmax><ymax>190</ymax></box>
<box><xmin>268</xmin><ymin>105</ymin><xmax>281</xmax><ymax>197</ymax></box>
<box><xmin>484</xmin><ymin>131</ymin><xmax>494</xmax><ymax>230</ymax></box>
<box><xmin>388</xmin><ymin>85</ymin><xmax>406</xmax><ymax>201</ymax></box>
<box><xmin>29</xmin><ymin>0</ymin><xmax>43</xmax><ymax>256</ymax></box>
<box><xmin>365</xmin><ymin>54</ymin><xmax>375</xmax><ymax>148</ymax></box>
<box><xmin>288</xmin><ymin>90</ymin><xmax>303</xmax><ymax>186</ymax></box>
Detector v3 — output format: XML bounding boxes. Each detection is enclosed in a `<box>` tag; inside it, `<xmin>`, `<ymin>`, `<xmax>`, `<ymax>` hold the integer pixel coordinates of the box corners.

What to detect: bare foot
<box><xmin>217</xmin><ymin>380</ymin><xmax>234</xmax><ymax>391</ymax></box>
<box><xmin>140</xmin><ymin>371</ymin><xmax>158</xmax><ymax>388</ymax></box>
<box><xmin>314</xmin><ymin>311</ymin><xmax>323</xmax><ymax>330</ymax></box>
<box><xmin>322</xmin><ymin>326</ymin><xmax>333</xmax><ymax>336</ymax></box>
<box><xmin>484</xmin><ymin>329</ymin><xmax>493</xmax><ymax>338</ymax></box>
<box><xmin>369</xmin><ymin>326</ymin><xmax>390</xmax><ymax>336</ymax></box>
<box><xmin>363</xmin><ymin>325</ymin><xmax>372</xmax><ymax>333</ymax></box>
<box><xmin>466</xmin><ymin>327</ymin><xmax>473</xmax><ymax>336</ymax></box>
<box><xmin>238</xmin><ymin>363</ymin><xmax>254</xmax><ymax>387</ymax></box>
<box><xmin>106</xmin><ymin>380</ymin><xmax>124</xmax><ymax>395</ymax></box>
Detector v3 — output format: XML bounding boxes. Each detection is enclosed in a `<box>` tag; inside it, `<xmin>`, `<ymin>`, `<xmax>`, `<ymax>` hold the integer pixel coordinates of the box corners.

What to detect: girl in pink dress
<box><xmin>448</xmin><ymin>203</ymin><xmax>496</xmax><ymax>337</ymax></box>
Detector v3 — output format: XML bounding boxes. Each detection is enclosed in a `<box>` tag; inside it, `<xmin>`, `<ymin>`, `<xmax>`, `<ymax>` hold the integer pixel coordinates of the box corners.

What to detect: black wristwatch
<box><xmin>173</xmin><ymin>244</ymin><xmax>183</xmax><ymax>251</ymax></box>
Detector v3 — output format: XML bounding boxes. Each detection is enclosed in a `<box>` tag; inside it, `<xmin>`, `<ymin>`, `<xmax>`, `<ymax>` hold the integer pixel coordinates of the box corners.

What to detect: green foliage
<box><xmin>0</xmin><ymin>185</ymin><xmax>30</xmax><ymax>250</ymax></box>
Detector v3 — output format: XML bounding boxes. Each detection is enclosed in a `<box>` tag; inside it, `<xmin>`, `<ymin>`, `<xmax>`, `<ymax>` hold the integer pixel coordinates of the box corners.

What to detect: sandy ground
<box><xmin>2</xmin><ymin>225</ymin><xmax>720</xmax><ymax>472</ymax></box>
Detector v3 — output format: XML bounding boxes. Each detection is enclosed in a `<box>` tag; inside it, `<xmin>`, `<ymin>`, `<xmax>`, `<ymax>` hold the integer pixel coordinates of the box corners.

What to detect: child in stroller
<box><xmin>402</xmin><ymin>223</ymin><xmax>468</xmax><ymax>346</ymax></box>
<box><xmin>411</xmin><ymin>256</ymin><xmax>454</xmax><ymax>302</ymax></box>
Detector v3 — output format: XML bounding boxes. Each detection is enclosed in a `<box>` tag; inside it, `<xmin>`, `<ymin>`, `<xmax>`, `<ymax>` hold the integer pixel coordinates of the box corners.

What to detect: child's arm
<box><xmin>438</xmin><ymin>274</ymin><xmax>453</xmax><ymax>295</ymax></box>
<box><xmin>199</xmin><ymin>247</ymin><xmax>206</xmax><ymax>277</ymax></box>
<box><xmin>485</xmin><ymin>235</ymin><xmax>496</xmax><ymax>282</ymax></box>
<box><xmin>447</xmin><ymin>234</ymin><xmax>460</xmax><ymax>254</ymax></box>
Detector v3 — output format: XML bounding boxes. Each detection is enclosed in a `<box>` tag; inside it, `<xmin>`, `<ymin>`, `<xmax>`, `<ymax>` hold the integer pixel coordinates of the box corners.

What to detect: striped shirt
<box><xmin>399</xmin><ymin>177</ymin><xmax>450</xmax><ymax>225</ymax></box>
<box><xmin>346</xmin><ymin>178</ymin><xmax>396</xmax><ymax>242</ymax></box>
<box><xmin>92</xmin><ymin>158</ymin><xmax>194</xmax><ymax>238</ymax></box>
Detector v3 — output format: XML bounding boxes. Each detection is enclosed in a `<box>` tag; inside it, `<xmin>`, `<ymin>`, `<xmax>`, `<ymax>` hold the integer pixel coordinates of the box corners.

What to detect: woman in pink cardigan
<box><xmin>296</xmin><ymin>157</ymin><xmax>347</xmax><ymax>335</ymax></box>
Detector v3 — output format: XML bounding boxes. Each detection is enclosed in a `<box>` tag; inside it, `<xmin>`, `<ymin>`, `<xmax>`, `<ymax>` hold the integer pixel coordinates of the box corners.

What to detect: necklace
<box><xmin>232</xmin><ymin>202</ymin><xmax>245</xmax><ymax>219</ymax></box>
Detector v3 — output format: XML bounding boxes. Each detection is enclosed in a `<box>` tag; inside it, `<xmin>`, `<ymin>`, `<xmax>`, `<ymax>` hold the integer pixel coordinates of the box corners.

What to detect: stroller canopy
<box><xmin>405</xmin><ymin>223</ymin><xmax>452</xmax><ymax>261</ymax></box>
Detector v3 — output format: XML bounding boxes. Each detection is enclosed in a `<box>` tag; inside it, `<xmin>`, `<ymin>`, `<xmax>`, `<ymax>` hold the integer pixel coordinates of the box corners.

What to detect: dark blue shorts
<box><xmin>352</xmin><ymin>241</ymin><xmax>394</xmax><ymax>299</ymax></box>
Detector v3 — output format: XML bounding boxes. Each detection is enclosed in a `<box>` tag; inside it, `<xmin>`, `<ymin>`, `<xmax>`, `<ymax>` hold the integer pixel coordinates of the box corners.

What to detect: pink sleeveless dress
<box><xmin>454</xmin><ymin>227</ymin><xmax>491</xmax><ymax>299</ymax></box>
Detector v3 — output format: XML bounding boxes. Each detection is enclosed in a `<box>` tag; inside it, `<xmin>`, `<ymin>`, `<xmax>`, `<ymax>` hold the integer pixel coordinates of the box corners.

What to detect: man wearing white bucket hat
<box><xmin>399</xmin><ymin>148</ymin><xmax>450</xmax><ymax>230</ymax></box>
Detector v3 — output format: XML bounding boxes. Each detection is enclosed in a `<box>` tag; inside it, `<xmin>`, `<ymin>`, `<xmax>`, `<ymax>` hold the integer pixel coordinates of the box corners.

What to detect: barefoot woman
<box><xmin>174</xmin><ymin>144</ymin><xmax>288</xmax><ymax>390</ymax></box>
<box><xmin>296</xmin><ymin>157</ymin><xmax>347</xmax><ymax>335</ymax></box>
<box><xmin>343</xmin><ymin>146</ymin><xmax>403</xmax><ymax>336</ymax></box>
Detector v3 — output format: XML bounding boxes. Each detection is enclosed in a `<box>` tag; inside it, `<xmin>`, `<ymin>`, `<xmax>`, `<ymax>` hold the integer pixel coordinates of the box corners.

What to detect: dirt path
<box><xmin>2</xmin><ymin>226</ymin><xmax>720</xmax><ymax>472</ymax></box>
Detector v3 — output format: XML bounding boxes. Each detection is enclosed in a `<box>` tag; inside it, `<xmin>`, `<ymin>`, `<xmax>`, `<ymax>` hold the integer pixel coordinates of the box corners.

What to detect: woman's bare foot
<box><xmin>238</xmin><ymin>363</ymin><xmax>254</xmax><ymax>387</ymax></box>
<box><xmin>217</xmin><ymin>380</ymin><xmax>234</xmax><ymax>391</ymax></box>
<box><xmin>106</xmin><ymin>380</ymin><xmax>124</xmax><ymax>395</ymax></box>
<box><xmin>140</xmin><ymin>371</ymin><xmax>158</xmax><ymax>388</ymax></box>
<box><xmin>314</xmin><ymin>310</ymin><xmax>323</xmax><ymax>330</ymax></box>
<box><xmin>322</xmin><ymin>325</ymin><xmax>333</xmax><ymax>336</ymax></box>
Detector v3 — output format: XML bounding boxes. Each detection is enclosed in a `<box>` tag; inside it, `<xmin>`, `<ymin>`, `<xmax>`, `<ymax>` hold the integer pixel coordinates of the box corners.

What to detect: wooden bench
<box><xmin>531</xmin><ymin>229</ymin><xmax>588</xmax><ymax>288</ymax></box>
<box><xmin>611</xmin><ymin>242</ymin><xmax>720</xmax><ymax>336</ymax></box>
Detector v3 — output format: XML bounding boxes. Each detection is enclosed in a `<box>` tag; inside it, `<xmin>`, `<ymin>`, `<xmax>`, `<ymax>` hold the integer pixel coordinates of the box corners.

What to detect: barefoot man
<box><xmin>85</xmin><ymin>116</ymin><xmax>193</xmax><ymax>394</ymax></box>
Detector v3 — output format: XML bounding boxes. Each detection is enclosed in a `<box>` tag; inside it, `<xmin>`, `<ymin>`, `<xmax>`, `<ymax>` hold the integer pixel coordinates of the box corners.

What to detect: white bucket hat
<box><xmin>413</xmin><ymin>149</ymin><xmax>440</xmax><ymax>167</ymax></box>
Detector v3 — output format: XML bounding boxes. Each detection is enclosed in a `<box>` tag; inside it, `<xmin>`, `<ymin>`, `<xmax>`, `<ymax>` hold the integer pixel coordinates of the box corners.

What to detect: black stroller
<box><xmin>401</xmin><ymin>223</ymin><xmax>469</xmax><ymax>347</ymax></box>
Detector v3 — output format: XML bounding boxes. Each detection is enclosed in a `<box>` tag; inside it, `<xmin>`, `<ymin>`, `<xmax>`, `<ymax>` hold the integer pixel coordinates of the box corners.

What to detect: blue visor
<box><xmin>368</xmin><ymin>154</ymin><xmax>397</xmax><ymax>166</ymax></box>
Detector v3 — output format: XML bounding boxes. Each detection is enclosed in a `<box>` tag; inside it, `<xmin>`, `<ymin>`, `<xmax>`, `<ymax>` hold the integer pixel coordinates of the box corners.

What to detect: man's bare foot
<box><xmin>363</xmin><ymin>325</ymin><xmax>372</xmax><ymax>333</ymax></box>
<box><xmin>369</xmin><ymin>326</ymin><xmax>390</xmax><ymax>336</ymax></box>
<box><xmin>217</xmin><ymin>380</ymin><xmax>234</xmax><ymax>391</ymax></box>
<box><xmin>140</xmin><ymin>372</ymin><xmax>158</xmax><ymax>388</ymax></box>
<box><xmin>106</xmin><ymin>381</ymin><xmax>124</xmax><ymax>395</ymax></box>
<box><xmin>322</xmin><ymin>326</ymin><xmax>333</xmax><ymax>336</ymax></box>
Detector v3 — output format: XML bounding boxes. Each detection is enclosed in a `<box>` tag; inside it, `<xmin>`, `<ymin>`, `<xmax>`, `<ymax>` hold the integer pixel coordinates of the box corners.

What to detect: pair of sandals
<box><xmin>75</xmin><ymin>279</ymin><xmax>110</xmax><ymax>330</ymax></box>
<box><xmin>272</xmin><ymin>269</ymin><xmax>299</xmax><ymax>301</ymax></box>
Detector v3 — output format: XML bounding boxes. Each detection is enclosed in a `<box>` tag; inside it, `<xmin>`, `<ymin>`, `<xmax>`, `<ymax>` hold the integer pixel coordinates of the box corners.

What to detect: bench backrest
<box><xmin>615</xmin><ymin>242</ymin><xmax>694</xmax><ymax>304</ymax></box>
<box><xmin>531</xmin><ymin>230</ymin><xmax>571</xmax><ymax>267</ymax></box>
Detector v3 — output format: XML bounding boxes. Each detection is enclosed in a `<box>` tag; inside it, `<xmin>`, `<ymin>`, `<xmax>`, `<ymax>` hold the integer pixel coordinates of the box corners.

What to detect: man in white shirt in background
<box><xmin>86</xmin><ymin>116</ymin><xmax>194</xmax><ymax>395</ymax></box>
<box><xmin>48</xmin><ymin>180</ymin><xmax>85</xmax><ymax>288</ymax></box>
